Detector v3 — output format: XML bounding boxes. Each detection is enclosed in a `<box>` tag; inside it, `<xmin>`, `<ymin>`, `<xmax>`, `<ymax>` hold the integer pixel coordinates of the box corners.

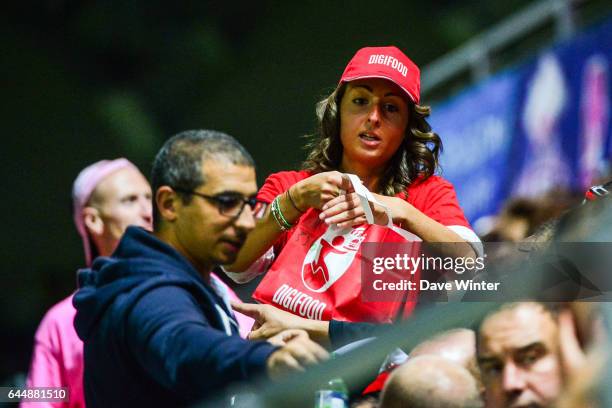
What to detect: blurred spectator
<box><xmin>478</xmin><ymin>301</ymin><xmax>607</xmax><ymax>408</ymax></box>
<box><xmin>360</xmin><ymin>328</ymin><xmax>481</xmax><ymax>403</ymax></box>
<box><xmin>477</xmin><ymin>302</ymin><xmax>563</xmax><ymax>408</ymax></box>
<box><xmin>482</xmin><ymin>198</ymin><xmax>539</xmax><ymax>242</ymax></box>
<box><xmin>363</xmin><ymin>329</ymin><xmax>483</xmax><ymax>402</ymax></box>
<box><xmin>22</xmin><ymin>158</ymin><xmax>152</xmax><ymax>408</ymax></box>
<box><xmin>379</xmin><ymin>355</ymin><xmax>483</xmax><ymax>408</ymax></box>
<box><xmin>410</xmin><ymin>328</ymin><xmax>481</xmax><ymax>389</ymax></box>
<box><xmin>482</xmin><ymin>190</ymin><xmax>579</xmax><ymax>243</ymax></box>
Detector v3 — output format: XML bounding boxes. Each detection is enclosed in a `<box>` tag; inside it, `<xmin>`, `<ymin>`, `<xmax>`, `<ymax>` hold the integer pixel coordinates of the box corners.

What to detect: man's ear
<box><xmin>156</xmin><ymin>186</ymin><xmax>181</xmax><ymax>222</ymax></box>
<box><xmin>83</xmin><ymin>207</ymin><xmax>104</xmax><ymax>237</ymax></box>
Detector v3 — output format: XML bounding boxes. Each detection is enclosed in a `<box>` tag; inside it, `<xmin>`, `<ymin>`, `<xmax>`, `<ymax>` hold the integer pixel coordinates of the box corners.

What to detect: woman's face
<box><xmin>339</xmin><ymin>78</ymin><xmax>410</xmax><ymax>171</ymax></box>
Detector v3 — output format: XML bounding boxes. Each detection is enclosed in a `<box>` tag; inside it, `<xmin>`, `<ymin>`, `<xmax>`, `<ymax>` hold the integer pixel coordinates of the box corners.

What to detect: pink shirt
<box><xmin>22</xmin><ymin>275</ymin><xmax>254</xmax><ymax>408</ymax></box>
<box><xmin>22</xmin><ymin>295</ymin><xmax>84</xmax><ymax>408</ymax></box>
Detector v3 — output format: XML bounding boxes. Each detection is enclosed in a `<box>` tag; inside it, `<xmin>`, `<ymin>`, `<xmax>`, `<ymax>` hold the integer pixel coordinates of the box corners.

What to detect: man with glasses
<box><xmin>73</xmin><ymin>130</ymin><xmax>328</xmax><ymax>408</ymax></box>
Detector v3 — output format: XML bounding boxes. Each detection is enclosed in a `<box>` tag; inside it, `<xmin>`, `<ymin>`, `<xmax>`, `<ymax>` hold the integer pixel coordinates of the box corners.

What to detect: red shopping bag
<box><xmin>253</xmin><ymin>174</ymin><xmax>421</xmax><ymax>323</ymax></box>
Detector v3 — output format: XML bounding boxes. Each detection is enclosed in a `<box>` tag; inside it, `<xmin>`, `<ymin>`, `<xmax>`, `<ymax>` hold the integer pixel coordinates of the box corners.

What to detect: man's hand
<box><xmin>231</xmin><ymin>302</ymin><xmax>331</xmax><ymax>346</ymax></box>
<box><xmin>266</xmin><ymin>329</ymin><xmax>329</xmax><ymax>381</ymax></box>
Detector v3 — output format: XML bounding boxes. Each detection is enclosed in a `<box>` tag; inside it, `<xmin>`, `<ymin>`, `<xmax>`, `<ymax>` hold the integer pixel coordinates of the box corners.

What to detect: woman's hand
<box><xmin>232</xmin><ymin>302</ymin><xmax>308</xmax><ymax>339</ymax></box>
<box><xmin>319</xmin><ymin>192</ymin><xmax>408</xmax><ymax>229</ymax></box>
<box><xmin>292</xmin><ymin>171</ymin><xmax>352</xmax><ymax>211</ymax></box>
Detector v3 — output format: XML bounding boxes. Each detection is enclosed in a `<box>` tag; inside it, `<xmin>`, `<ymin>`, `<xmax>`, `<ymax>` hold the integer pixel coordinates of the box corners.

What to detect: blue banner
<box><xmin>431</xmin><ymin>17</ymin><xmax>612</xmax><ymax>224</ymax></box>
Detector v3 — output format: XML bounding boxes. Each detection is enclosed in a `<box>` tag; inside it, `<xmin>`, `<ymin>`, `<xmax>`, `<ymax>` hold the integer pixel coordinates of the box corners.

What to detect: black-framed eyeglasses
<box><xmin>173</xmin><ymin>188</ymin><xmax>260</xmax><ymax>218</ymax></box>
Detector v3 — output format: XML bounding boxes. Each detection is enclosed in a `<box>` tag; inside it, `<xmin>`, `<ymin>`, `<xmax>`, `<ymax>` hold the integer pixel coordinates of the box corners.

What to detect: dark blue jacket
<box><xmin>73</xmin><ymin>226</ymin><xmax>276</xmax><ymax>408</ymax></box>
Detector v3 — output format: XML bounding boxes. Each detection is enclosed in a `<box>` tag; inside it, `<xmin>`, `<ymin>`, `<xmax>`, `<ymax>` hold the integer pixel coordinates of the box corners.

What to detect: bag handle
<box><xmin>343</xmin><ymin>174</ymin><xmax>421</xmax><ymax>242</ymax></box>
<box><xmin>344</xmin><ymin>174</ymin><xmax>393</xmax><ymax>227</ymax></box>
<box><xmin>322</xmin><ymin>173</ymin><xmax>420</xmax><ymax>242</ymax></box>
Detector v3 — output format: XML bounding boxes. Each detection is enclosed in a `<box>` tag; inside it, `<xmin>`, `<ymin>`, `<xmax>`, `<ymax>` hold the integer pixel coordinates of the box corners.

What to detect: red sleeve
<box><xmin>405</xmin><ymin>176</ymin><xmax>471</xmax><ymax>228</ymax></box>
<box><xmin>257</xmin><ymin>170</ymin><xmax>312</xmax><ymax>255</ymax></box>
<box><xmin>257</xmin><ymin>170</ymin><xmax>311</xmax><ymax>203</ymax></box>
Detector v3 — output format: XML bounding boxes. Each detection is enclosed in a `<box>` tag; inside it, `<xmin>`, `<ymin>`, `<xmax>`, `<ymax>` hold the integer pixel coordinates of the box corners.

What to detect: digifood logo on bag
<box><xmin>301</xmin><ymin>226</ymin><xmax>366</xmax><ymax>292</ymax></box>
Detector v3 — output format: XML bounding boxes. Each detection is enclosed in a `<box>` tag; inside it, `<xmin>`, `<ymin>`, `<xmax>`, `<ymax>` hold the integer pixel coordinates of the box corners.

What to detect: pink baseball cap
<box><xmin>339</xmin><ymin>46</ymin><xmax>421</xmax><ymax>104</ymax></box>
<box><xmin>72</xmin><ymin>158</ymin><xmax>140</xmax><ymax>266</ymax></box>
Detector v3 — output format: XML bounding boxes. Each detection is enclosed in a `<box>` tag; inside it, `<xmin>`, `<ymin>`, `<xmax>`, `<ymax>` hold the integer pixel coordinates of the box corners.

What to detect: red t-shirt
<box><xmin>257</xmin><ymin>170</ymin><xmax>472</xmax><ymax>255</ymax></box>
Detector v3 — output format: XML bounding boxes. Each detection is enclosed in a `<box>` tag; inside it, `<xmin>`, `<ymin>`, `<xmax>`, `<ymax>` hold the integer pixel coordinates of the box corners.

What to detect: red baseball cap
<box><xmin>339</xmin><ymin>46</ymin><xmax>421</xmax><ymax>104</ymax></box>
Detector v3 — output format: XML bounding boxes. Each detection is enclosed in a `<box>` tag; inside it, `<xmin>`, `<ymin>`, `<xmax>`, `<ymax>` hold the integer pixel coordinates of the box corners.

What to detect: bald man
<box><xmin>410</xmin><ymin>328</ymin><xmax>481</xmax><ymax>386</ymax></box>
<box><xmin>23</xmin><ymin>159</ymin><xmax>152</xmax><ymax>408</ymax></box>
<box><xmin>380</xmin><ymin>355</ymin><xmax>483</xmax><ymax>408</ymax></box>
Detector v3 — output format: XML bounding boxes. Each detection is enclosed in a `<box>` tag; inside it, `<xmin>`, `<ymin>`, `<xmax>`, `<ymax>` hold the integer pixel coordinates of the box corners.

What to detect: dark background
<box><xmin>1</xmin><ymin>0</ymin><xmax>610</xmax><ymax>383</ymax></box>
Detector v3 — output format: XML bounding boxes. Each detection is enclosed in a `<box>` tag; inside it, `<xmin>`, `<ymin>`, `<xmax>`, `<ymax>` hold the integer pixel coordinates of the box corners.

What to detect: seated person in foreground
<box><xmin>380</xmin><ymin>355</ymin><xmax>483</xmax><ymax>408</ymax></box>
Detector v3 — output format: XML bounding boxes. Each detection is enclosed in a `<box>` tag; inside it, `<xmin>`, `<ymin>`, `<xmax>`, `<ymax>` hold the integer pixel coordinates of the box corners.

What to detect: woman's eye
<box><xmin>384</xmin><ymin>103</ymin><xmax>399</xmax><ymax>113</ymax></box>
<box><xmin>352</xmin><ymin>97</ymin><xmax>367</xmax><ymax>105</ymax></box>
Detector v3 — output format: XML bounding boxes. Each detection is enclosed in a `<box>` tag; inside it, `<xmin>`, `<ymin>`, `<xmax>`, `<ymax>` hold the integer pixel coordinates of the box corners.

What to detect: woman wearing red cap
<box><xmin>227</xmin><ymin>46</ymin><xmax>480</xmax><ymax>345</ymax></box>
